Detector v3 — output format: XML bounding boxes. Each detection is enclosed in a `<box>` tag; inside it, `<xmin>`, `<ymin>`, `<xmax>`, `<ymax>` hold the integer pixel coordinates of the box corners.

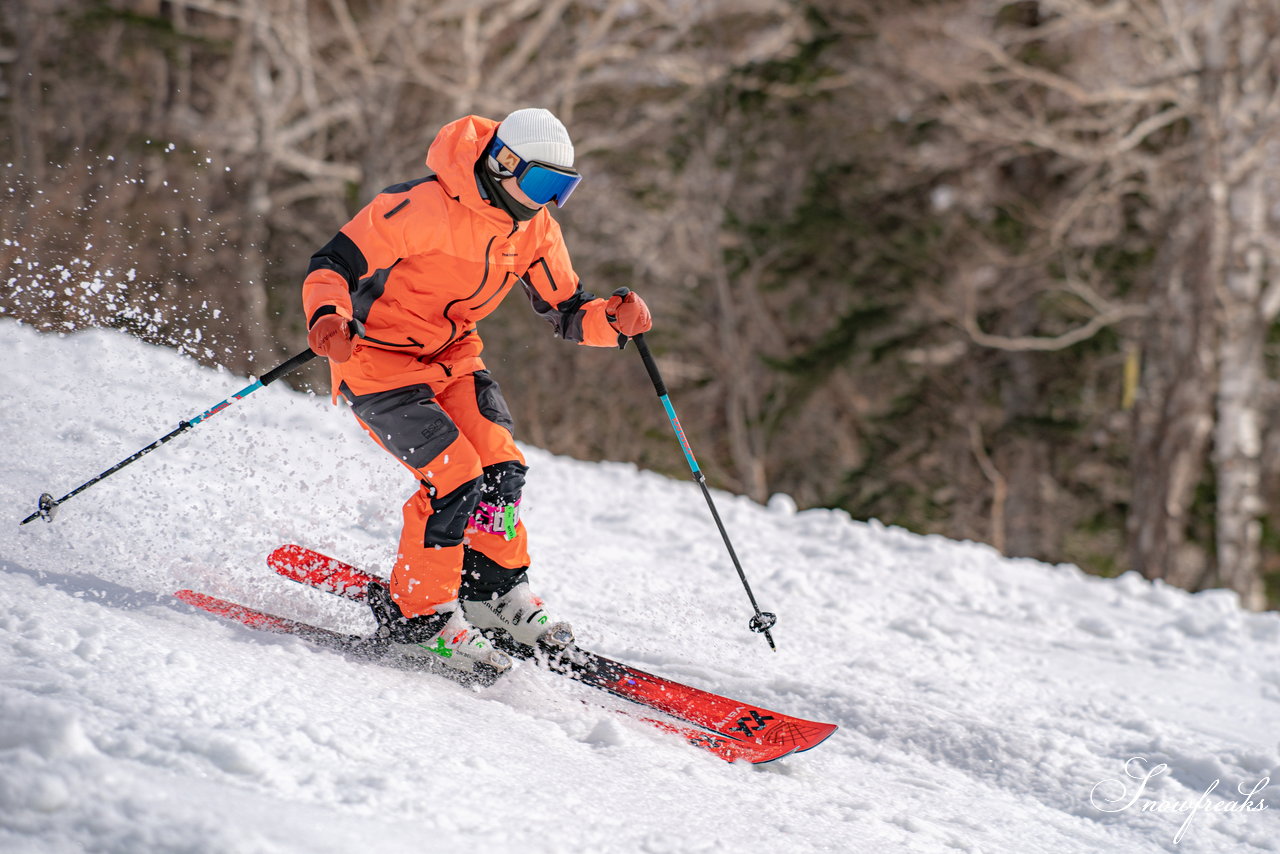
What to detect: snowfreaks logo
<box><xmin>1090</xmin><ymin>756</ymin><xmax>1270</xmax><ymax>844</ymax></box>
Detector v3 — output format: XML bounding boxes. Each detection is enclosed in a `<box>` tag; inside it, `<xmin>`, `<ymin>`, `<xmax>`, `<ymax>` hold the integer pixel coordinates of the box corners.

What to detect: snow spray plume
<box><xmin>18</xmin><ymin>322</ymin><xmax>363</xmax><ymax>526</ymax></box>
<box><xmin>611</xmin><ymin>289</ymin><xmax>778</xmax><ymax>651</ymax></box>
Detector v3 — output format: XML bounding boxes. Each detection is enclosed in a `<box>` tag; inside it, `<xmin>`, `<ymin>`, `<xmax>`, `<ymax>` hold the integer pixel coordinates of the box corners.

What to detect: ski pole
<box><xmin>610</xmin><ymin>290</ymin><xmax>778</xmax><ymax>651</ymax></box>
<box><xmin>19</xmin><ymin>334</ymin><xmax>344</xmax><ymax>526</ymax></box>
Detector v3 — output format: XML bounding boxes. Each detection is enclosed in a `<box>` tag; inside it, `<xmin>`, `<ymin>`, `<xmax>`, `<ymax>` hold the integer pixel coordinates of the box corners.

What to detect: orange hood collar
<box><xmin>426</xmin><ymin>115</ymin><xmax>500</xmax><ymax>215</ymax></box>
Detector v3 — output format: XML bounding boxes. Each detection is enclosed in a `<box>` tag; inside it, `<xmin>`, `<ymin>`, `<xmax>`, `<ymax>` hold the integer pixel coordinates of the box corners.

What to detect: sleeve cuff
<box><xmin>308</xmin><ymin>304</ymin><xmax>353</xmax><ymax>329</ymax></box>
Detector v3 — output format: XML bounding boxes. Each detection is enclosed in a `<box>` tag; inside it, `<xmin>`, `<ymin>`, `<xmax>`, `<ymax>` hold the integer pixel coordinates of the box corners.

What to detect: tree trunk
<box><xmin>1211</xmin><ymin>171</ymin><xmax>1271</xmax><ymax>609</ymax></box>
<box><xmin>1202</xmin><ymin>3</ymin><xmax>1277</xmax><ymax>610</ymax></box>
<box><xmin>1128</xmin><ymin>215</ymin><xmax>1216</xmax><ymax>590</ymax></box>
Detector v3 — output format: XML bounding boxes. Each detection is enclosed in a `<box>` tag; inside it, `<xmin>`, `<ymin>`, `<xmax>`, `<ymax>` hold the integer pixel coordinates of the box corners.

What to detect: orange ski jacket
<box><xmin>302</xmin><ymin>115</ymin><xmax>620</xmax><ymax>397</ymax></box>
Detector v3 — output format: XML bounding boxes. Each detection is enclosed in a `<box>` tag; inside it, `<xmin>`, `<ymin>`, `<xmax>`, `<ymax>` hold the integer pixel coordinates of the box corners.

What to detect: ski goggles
<box><xmin>488</xmin><ymin>137</ymin><xmax>582</xmax><ymax>207</ymax></box>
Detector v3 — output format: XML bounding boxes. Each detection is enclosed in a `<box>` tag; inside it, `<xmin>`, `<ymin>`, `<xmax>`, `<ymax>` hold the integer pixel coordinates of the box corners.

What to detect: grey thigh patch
<box><xmin>472</xmin><ymin>370</ymin><xmax>515</xmax><ymax>432</ymax></box>
<box><xmin>342</xmin><ymin>383</ymin><xmax>459</xmax><ymax>469</ymax></box>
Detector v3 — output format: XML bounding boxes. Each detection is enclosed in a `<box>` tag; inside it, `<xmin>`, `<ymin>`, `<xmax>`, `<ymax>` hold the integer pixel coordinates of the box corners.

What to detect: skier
<box><xmin>301</xmin><ymin>108</ymin><xmax>652</xmax><ymax>678</ymax></box>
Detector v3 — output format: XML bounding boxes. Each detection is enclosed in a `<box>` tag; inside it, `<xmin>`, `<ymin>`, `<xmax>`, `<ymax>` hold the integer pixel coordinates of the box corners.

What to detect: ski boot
<box><xmin>463</xmin><ymin>578</ymin><xmax>575</xmax><ymax>655</ymax></box>
<box><xmin>366</xmin><ymin>582</ymin><xmax>512</xmax><ymax>686</ymax></box>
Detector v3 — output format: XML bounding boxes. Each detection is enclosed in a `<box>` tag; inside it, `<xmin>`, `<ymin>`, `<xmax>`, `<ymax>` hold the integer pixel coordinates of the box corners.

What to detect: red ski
<box><xmin>175</xmin><ymin>586</ymin><xmax>795</xmax><ymax>764</ymax></box>
<box><xmin>269</xmin><ymin>544</ymin><xmax>838</xmax><ymax>757</ymax></box>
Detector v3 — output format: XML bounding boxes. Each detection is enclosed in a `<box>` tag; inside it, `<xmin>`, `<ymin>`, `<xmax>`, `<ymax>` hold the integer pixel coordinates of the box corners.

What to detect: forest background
<box><xmin>4</xmin><ymin>0</ymin><xmax>1279</xmax><ymax>610</ymax></box>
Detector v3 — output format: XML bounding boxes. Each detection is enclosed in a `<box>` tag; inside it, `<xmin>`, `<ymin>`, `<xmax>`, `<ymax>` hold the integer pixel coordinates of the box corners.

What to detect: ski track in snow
<box><xmin>1</xmin><ymin>319</ymin><xmax>1278</xmax><ymax>853</ymax></box>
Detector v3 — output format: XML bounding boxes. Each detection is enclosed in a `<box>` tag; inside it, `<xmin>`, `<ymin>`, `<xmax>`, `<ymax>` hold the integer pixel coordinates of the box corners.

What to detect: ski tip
<box><xmin>790</xmin><ymin>722</ymin><xmax>838</xmax><ymax>754</ymax></box>
<box><xmin>747</xmin><ymin>719</ymin><xmax>838</xmax><ymax>756</ymax></box>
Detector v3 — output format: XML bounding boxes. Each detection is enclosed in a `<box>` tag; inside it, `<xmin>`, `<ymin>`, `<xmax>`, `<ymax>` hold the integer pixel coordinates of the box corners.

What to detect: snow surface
<box><xmin>1</xmin><ymin>318</ymin><xmax>1278</xmax><ymax>853</ymax></box>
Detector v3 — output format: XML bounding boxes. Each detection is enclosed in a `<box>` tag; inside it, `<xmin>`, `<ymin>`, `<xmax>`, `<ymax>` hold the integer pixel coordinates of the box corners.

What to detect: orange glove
<box><xmin>605</xmin><ymin>290</ymin><xmax>652</xmax><ymax>337</ymax></box>
<box><xmin>307</xmin><ymin>307</ymin><xmax>356</xmax><ymax>362</ymax></box>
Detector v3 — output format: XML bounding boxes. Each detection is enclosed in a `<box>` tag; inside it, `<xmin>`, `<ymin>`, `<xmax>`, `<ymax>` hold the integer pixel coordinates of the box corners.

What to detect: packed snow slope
<box><xmin>1</xmin><ymin>319</ymin><xmax>1278</xmax><ymax>854</ymax></box>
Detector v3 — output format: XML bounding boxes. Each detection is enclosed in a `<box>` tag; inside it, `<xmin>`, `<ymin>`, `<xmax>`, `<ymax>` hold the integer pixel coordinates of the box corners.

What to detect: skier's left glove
<box><xmin>605</xmin><ymin>290</ymin><xmax>652</xmax><ymax>338</ymax></box>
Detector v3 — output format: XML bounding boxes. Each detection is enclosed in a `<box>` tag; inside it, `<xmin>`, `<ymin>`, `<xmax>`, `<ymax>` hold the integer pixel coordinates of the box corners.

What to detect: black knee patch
<box><xmin>423</xmin><ymin>476</ymin><xmax>483</xmax><ymax>548</ymax></box>
<box><xmin>481</xmin><ymin>460</ymin><xmax>528</xmax><ymax>504</ymax></box>
<box><xmin>341</xmin><ymin>382</ymin><xmax>459</xmax><ymax>470</ymax></box>
<box><xmin>460</xmin><ymin>548</ymin><xmax>528</xmax><ymax>601</ymax></box>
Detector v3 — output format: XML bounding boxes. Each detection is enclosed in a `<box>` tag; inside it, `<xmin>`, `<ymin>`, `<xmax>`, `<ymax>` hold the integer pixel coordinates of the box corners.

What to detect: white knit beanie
<box><xmin>493</xmin><ymin>108</ymin><xmax>574</xmax><ymax>170</ymax></box>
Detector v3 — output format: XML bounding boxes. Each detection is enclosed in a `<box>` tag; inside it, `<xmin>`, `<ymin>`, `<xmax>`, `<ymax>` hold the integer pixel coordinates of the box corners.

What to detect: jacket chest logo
<box><xmin>491</xmin><ymin>243</ymin><xmax>519</xmax><ymax>268</ymax></box>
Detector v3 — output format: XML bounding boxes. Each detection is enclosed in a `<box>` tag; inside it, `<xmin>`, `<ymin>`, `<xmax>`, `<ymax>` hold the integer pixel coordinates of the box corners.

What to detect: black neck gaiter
<box><xmin>474</xmin><ymin>155</ymin><xmax>540</xmax><ymax>223</ymax></box>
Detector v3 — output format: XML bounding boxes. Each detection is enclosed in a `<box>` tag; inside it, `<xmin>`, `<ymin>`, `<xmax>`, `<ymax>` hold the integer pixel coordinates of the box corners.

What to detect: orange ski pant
<box><xmin>340</xmin><ymin>370</ymin><xmax>529</xmax><ymax>618</ymax></box>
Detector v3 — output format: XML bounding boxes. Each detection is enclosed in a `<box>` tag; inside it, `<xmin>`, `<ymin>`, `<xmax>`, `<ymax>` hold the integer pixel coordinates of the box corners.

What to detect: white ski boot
<box><xmin>463</xmin><ymin>580</ymin><xmax>574</xmax><ymax>652</ymax></box>
<box><xmin>367</xmin><ymin>582</ymin><xmax>512</xmax><ymax>684</ymax></box>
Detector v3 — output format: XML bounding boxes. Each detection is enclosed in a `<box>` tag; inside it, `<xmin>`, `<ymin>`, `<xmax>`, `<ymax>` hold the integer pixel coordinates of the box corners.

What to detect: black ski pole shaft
<box><xmin>614</xmin><ymin>300</ymin><xmax>777</xmax><ymax>650</ymax></box>
<box><xmin>20</xmin><ymin>346</ymin><xmax>320</xmax><ymax>525</ymax></box>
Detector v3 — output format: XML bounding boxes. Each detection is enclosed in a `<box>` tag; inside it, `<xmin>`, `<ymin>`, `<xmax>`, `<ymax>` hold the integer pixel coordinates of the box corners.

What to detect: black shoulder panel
<box><xmin>307</xmin><ymin>230</ymin><xmax>368</xmax><ymax>289</ymax></box>
<box><xmin>381</xmin><ymin>174</ymin><xmax>438</xmax><ymax>195</ymax></box>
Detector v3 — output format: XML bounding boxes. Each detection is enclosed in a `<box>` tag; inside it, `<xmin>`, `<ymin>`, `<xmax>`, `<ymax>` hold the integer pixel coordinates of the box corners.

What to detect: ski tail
<box><xmin>174</xmin><ymin>589</ymin><xmax>517</xmax><ymax>687</ymax></box>
<box><xmin>175</xmin><ymin>589</ymin><xmax>369</xmax><ymax>652</ymax></box>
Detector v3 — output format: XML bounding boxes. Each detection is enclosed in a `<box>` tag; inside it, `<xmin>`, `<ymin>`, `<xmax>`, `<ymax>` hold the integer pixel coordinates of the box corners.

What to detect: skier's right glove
<box><xmin>307</xmin><ymin>306</ymin><xmax>356</xmax><ymax>363</ymax></box>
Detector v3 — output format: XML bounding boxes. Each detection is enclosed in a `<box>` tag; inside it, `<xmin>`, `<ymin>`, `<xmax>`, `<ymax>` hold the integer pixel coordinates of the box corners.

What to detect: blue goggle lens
<box><xmin>516</xmin><ymin>163</ymin><xmax>581</xmax><ymax>206</ymax></box>
<box><xmin>489</xmin><ymin>137</ymin><xmax>581</xmax><ymax>206</ymax></box>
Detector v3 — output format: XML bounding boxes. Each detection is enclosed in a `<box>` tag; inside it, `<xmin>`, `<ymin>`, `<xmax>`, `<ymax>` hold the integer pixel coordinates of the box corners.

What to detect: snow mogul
<box><xmin>301</xmin><ymin>108</ymin><xmax>652</xmax><ymax>680</ymax></box>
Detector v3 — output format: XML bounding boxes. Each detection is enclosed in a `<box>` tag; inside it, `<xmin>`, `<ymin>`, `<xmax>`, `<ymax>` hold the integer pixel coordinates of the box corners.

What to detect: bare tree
<box><xmin>875</xmin><ymin>0</ymin><xmax>1280</xmax><ymax>606</ymax></box>
<box><xmin>1198</xmin><ymin>0</ymin><xmax>1280</xmax><ymax>609</ymax></box>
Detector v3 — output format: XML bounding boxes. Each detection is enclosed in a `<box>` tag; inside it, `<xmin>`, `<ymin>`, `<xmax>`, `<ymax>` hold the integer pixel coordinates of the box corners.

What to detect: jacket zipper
<box><xmin>425</xmin><ymin>236</ymin><xmax>496</xmax><ymax>362</ymax></box>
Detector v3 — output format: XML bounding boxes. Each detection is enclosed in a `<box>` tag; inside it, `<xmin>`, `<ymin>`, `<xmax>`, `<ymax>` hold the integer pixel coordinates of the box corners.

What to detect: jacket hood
<box><xmin>426</xmin><ymin>115</ymin><xmax>515</xmax><ymax>221</ymax></box>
